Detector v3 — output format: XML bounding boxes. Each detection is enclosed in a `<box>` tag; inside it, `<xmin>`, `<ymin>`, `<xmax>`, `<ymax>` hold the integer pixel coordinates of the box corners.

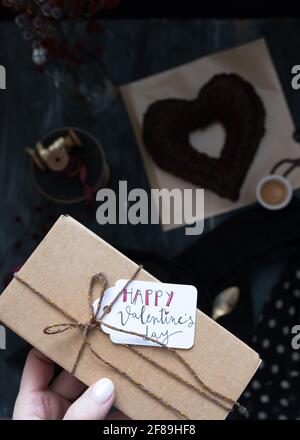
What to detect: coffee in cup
<box><xmin>256</xmin><ymin>175</ymin><xmax>292</xmax><ymax>210</ymax></box>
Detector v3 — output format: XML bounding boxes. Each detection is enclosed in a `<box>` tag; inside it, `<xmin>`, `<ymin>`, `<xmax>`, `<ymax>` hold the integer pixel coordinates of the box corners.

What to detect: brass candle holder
<box><xmin>26</xmin><ymin>129</ymin><xmax>82</xmax><ymax>172</ymax></box>
<box><xmin>27</xmin><ymin>127</ymin><xmax>110</xmax><ymax>204</ymax></box>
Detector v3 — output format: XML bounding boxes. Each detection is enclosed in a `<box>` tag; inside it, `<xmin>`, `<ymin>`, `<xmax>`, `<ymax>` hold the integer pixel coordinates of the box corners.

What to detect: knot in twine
<box><xmin>14</xmin><ymin>266</ymin><xmax>248</xmax><ymax>420</ymax></box>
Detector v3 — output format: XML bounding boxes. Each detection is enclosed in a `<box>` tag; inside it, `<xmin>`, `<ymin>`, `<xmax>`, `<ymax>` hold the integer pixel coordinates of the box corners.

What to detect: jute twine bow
<box><xmin>14</xmin><ymin>266</ymin><xmax>248</xmax><ymax>420</ymax></box>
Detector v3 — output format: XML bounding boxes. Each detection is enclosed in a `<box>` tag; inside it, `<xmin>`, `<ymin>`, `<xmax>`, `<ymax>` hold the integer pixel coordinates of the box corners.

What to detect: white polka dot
<box><xmin>259</xmin><ymin>360</ymin><xmax>265</xmax><ymax>370</ymax></box>
<box><xmin>296</xmin><ymin>270</ymin><xmax>300</xmax><ymax>279</ymax></box>
<box><xmin>277</xmin><ymin>345</ymin><xmax>285</xmax><ymax>354</ymax></box>
<box><xmin>252</xmin><ymin>380</ymin><xmax>261</xmax><ymax>389</ymax></box>
<box><xmin>278</xmin><ymin>414</ymin><xmax>288</xmax><ymax>420</ymax></box>
<box><xmin>294</xmin><ymin>289</ymin><xmax>300</xmax><ymax>298</ymax></box>
<box><xmin>280</xmin><ymin>398</ymin><xmax>289</xmax><ymax>407</ymax></box>
<box><xmin>280</xmin><ymin>380</ymin><xmax>290</xmax><ymax>389</ymax></box>
<box><xmin>258</xmin><ymin>412</ymin><xmax>267</xmax><ymax>419</ymax></box>
<box><xmin>269</xmin><ymin>319</ymin><xmax>277</xmax><ymax>328</ymax></box>
<box><xmin>244</xmin><ymin>391</ymin><xmax>251</xmax><ymax>399</ymax></box>
<box><xmin>288</xmin><ymin>306</ymin><xmax>296</xmax><ymax>316</ymax></box>
<box><xmin>284</xmin><ymin>281</ymin><xmax>290</xmax><ymax>289</ymax></box>
<box><xmin>262</xmin><ymin>339</ymin><xmax>270</xmax><ymax>349</ymax></box>
<box><xmin>276</xmin><ymin>299</ymin><xmax>283</xmax><ymax>309</ymax></box>
<box><xmin>289</xmin><ymin>371</ymin><xmax>299</xmax><ymax>377</ymax></box>
<box><xmin>282</xmin><ymin>326</ymin><xmax>290</xmax><ymax>335</ymax></box>
<box><xmin>271</xmin><ymin>364</ymin><xmax>279</xmax><ymax>374</ymax></box>
<box><xmin>260</xmin><ymin>395</ymin><xmax>270</xmax><ymax>404</ymax></box>
<box><xmin>292</xmin><ymin>351</ymin><xmax>300</xmax><ymax>361</ymax></box>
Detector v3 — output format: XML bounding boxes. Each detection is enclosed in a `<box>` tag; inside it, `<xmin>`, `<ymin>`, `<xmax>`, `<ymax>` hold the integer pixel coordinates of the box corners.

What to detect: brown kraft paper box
<box><xmin>0</xmin><ymin>215</ymin><xmax>261</xmax><ymax>419</ymax></box>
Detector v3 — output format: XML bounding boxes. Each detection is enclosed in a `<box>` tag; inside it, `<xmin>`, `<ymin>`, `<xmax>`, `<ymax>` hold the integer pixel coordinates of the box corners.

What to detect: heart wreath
<box><xmin>143</xmin><ymin>73</ymin><xmax>266</xmax><ymax>201</ymax></box>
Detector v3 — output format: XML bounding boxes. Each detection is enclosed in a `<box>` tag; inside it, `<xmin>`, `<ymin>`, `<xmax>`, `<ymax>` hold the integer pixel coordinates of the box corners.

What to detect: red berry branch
<box><xmin>2</xmin><ymin>0</ymin><xmax>119</xmax><ymax>71</ymax></box>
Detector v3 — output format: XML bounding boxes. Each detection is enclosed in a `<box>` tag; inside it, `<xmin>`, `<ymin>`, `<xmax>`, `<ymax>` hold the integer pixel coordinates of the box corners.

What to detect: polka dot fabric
<box><xmin>238</xmin><ymin>259</ymin><xmax>300</xmax><ymax>419</ymax></box>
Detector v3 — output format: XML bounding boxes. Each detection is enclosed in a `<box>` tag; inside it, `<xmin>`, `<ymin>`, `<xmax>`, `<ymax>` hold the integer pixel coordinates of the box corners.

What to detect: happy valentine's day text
<box><xmin>116</xmin><ymin>288</ymin><xmax>194</xmax><ymax>345</ymax></box>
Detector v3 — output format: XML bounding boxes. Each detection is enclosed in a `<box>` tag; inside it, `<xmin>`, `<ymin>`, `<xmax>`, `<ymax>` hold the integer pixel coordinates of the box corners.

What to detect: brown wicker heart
<box><xmin>143</xmin><ymin>73</ymin><xmax>266</xmax><ymax>201</ymax></box>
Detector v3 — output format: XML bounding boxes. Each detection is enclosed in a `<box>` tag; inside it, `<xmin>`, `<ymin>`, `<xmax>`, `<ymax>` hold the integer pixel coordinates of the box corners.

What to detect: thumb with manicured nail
<box><xmin>63</xmin><ymin>378</ymin><xmax>115</xmax><ymax>420</ymax></box>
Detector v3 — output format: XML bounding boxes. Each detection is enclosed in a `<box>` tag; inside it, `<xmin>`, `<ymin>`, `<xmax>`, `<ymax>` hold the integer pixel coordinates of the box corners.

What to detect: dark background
<box><xmin>1</xmin><ymin>1</ymin><xmax>299</xmax><ymax>19</ymax></box>
<box><xmin>1</xmin><ymin>2</ymin><xmax>300</xmax><ymax>420</ymax></box>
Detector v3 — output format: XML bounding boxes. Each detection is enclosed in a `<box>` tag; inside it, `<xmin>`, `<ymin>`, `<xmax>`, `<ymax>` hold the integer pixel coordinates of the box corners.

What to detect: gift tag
<box><xmin>93</xmin><ymin>280</ymin><xmax>197</xmax><ymax>349</ymax></box>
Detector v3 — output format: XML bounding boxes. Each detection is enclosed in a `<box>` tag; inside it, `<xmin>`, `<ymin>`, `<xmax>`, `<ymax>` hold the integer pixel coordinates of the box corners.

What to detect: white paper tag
<box><xmin>93</xmin><ymin>280</ymin><xmax>197</xmax><ymax>349</ymax></box>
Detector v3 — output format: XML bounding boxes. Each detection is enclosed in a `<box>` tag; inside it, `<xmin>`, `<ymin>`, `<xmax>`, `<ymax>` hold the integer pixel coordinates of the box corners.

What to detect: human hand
<box><xmin>13</xmin><ymin>348</ymin><xmax>122</xmax><ymax>420</ymax></box>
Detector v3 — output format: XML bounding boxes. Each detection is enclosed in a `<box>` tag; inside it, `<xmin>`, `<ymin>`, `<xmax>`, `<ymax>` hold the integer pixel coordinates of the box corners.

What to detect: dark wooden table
<box><xmin>0</xmin><ymin>18</ymin><xmax>300</xmax><ymax>418</ymax></box>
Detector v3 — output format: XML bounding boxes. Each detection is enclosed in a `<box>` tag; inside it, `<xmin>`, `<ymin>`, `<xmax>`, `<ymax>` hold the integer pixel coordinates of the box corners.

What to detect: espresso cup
<box><xmin>256</xmin><ymin>174</ymin><xmax>292</xmax><ymax>210</ymax></box>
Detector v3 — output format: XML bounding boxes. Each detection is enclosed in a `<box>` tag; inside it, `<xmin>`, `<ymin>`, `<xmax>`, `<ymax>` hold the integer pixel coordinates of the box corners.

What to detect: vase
<box><xmin>46</xmin><ymin>54</ymin><xmax>118</xmax><ymax>115</ymax></box>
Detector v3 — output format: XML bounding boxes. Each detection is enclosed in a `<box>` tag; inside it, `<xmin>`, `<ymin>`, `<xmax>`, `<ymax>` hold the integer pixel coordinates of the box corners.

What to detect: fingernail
<box><xmin>91</xmin><ymin>378</ymin><xmax>114</xmax><ymax>403</ymax></box>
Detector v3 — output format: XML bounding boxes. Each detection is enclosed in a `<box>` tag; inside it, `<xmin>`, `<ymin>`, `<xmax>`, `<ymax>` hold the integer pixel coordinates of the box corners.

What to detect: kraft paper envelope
<box><xmin>120</xmin><ymin>38</ymin><xmax>300</xmax><ymax>230</ymax></box>
<box><xmin>0</xmin><ymin>215</ymin><xmax>260</xmax><ymax>419</ymax></box>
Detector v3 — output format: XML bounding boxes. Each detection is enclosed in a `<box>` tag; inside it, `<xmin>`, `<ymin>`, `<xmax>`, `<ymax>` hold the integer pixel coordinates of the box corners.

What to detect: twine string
<box><xmin>270</xmin><ymin>157</ymin><xmax>300</xmax><ymax>178</ymax></box>
<box><xmin>13</xmin><ymin>266</ymin><xmax>248</xmax><ymax>419</ymax></box>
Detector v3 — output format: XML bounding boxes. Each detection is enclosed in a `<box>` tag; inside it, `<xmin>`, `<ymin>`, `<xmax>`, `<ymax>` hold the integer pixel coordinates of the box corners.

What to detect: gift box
<box><xmin>0</xmin><ymin>215</ymin><xmax>260</xmax><ymax>419</ymax></box>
